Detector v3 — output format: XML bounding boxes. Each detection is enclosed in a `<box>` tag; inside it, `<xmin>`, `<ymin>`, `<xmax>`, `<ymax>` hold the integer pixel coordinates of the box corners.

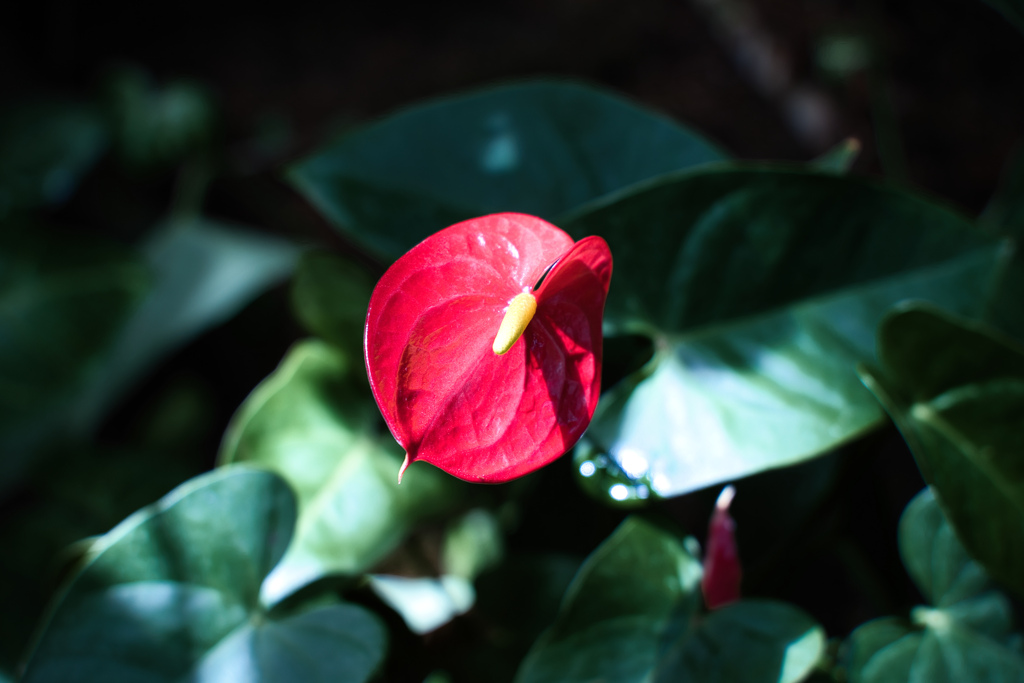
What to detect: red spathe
<box><xmin>364</xmin><ymin>213</ymin><xmax>612</xmax><ymax>483</ymax></box>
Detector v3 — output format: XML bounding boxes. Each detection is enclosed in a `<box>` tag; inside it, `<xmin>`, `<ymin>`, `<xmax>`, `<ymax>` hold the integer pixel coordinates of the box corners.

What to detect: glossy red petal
<box><xmin>364</xmin><ymin>213</ymin><xmax>611</xmax><ymax>483</ymax></box>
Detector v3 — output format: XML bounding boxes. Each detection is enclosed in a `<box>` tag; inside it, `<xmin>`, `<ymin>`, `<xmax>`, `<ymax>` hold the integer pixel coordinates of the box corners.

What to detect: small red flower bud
<box><xmin>702</xmin><ymin>485</ymin><xmax>742</xmax><ymax>609</ymax></box>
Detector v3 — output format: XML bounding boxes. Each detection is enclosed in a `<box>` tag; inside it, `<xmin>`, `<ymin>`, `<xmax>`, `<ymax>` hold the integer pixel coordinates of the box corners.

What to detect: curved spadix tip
<box><xmin>398</xmin><ymin>454</ymin><xmax>411</xmax><ymax>484</ymax></box>
<box><xmin>493</xmin><ymin>292</ymin><xmax>537</xmax><ymax>355</ymax></box>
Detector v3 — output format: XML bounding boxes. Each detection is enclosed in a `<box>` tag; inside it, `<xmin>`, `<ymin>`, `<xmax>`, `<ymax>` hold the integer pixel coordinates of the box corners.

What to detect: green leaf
<box><xmin>515</xmin><ymin>517</ymin><xmax>824</xmax><ymax>683</ymax></box>
<box><xmin>0</xmin><ymin>100</ymin><xmax>108</xmax><ymax>215</ymax></box>
<box><xmin>844</xmin><ymin>488</ymin><xmax>1024</xmax><ymax>683</ymax></box>
<box><xmin>563</xmin><ymin>167</ymin><xmax>1003</xmax><ymax>498</ymax></box>
<box><xmin>654</xmin><ymin>601</ymin><xmax>827</xmax><ymax>683</ymax></box>
<box><xmin>22</xmin><ymin>467</ymin><xmax>387</xmax><ymax>683</ymax></box>
<box><xmin>0</xmin><ymin>229</ymin><xmax>149</xmax><ymax>488</ymax></box>
<box><xmin>220</xmin><ymin>340</ymin><xmax>466</xmax><ymax>603</ymax></box>
<box><xmin>287</xmin><ymin>80</ymin><xmax>727</xmax><ymax>260</ymax></box>
<box><xmin>812</xmin><ymin>137</ymin><xmax>862</xmax><ymax>174</ymax></box>
<box><xmin>67</xmin><ymin>216</ymin><xmax>300</xmax><ymax>433</ymax></box>
<box><xmin>290</xmin><ymin>250</ymin><xmax>376</xmax><ymax>360</ymax></box>
<box><xmin>859</xmin><ymin>305</ymin><xmax>1024</xmax><ymax>598</ymax></box>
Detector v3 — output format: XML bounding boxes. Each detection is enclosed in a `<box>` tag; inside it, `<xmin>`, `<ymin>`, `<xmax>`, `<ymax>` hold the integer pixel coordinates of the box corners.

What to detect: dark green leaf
<box><xmin>0</xmin><ymin>100</ymin><xmax>107</xmax><ymax>215</ymax></box>
<box><xmin>654</xmin><ymin>601</ymin><xmax>826</xmax><ymax>683</ymax></box>
<box><xmin>22</xmin><ymin>467</ymin><xmax>387</xmax><ymax>683</ymax></box>
<box><xmin>220</xmin><ymin>340</ymin><xmax>466</xmax><ymax>603</ymax></box>
<box><xmin>288</xmin><ymin>80</ymin><xmax>727</xmax><ymax>260</ymax></box>
<box><xmin>859</xmin><ymin>305</ymin><xmax>1024</xmax><ymax>598</ymax></box>
<box><xmin>67</xmin><ymin>216</ymin><xmax>300</xmax><ymax>433</ymax></box>
<box><xmin>290</xmin><ymin>250</ymin><xmax>375</xmax><ymax>360</ymax></box>
<box><xmin>0</xmin><ymin>229</ymin><xmax>148</xmax><ymax>489</ymax></box>
<box><xmin>515</xmin><ymin>517</ymin><xmax>824</xmax><ymax>683</ymax></box>
<box><xmin>844</xmin><ymin>489</ymin><xmax>1024</xmax><ymax>683</ymax></box>
<box><xmin>564</xmin><ymin>167</ymin><xmax>1003</xmax><ymax>498</ymax></box>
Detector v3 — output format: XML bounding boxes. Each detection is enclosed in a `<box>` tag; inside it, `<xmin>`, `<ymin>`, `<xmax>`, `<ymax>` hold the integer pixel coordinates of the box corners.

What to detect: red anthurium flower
<box><xmin>702</xmin><ymin>485</ymin><xmax>742</xmax><ymax>609</ymax></box>
<box><xmin>364</xmin><ymin>213</ymin><xmax>612</xmax><ymax>484</ymax></box>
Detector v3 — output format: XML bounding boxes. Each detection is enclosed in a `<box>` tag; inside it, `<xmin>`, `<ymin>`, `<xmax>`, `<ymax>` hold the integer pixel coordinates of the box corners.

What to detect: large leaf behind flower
<box><xmin>563</xmin><ymin>167</ymin><xmax>1004</xmax><ymax>499</ymax></box>
<box><xmin>288</xmin><ymin>80</ymin><xmax>726</xmax><ymax>260</ymax></box>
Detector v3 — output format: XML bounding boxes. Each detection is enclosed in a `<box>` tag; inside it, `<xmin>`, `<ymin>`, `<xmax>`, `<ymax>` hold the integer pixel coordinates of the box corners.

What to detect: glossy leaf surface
<box><xmin>288</xmin><ymin>80</ymin><xmax>726</xmax><ymax>260</ymax></box>
<box><xmin>22</xmin><ymin>467</ymin><xmax>387</xmax><ymax>683</ymax></box>
<box><xmin>221</xmin><ymin>340</ymin><xmax>466</xmax><ymax>602</ymax></box>
<box><xmin>844</xmin><ymin>488</ymin><xmax>1024</xmax><ymax>683</ymax></box>
<box><xmin>564</xmin><ymin>167</ymin><xmax>1002</xmax><ymax>498</ymax></box>
<box><xmin>859</xmin><ymin>304</ymin><xmax>1024</xmax><ymax>598</ymax></box>
<box><xmin>365</xmin><ymin>213</ymin><xmax>612</xmax><ymax>483</ymax></box>
<box><xmin>515</xmin><ymin>516</ymin><xmax>824</xmax><ymax>683</ymax></box>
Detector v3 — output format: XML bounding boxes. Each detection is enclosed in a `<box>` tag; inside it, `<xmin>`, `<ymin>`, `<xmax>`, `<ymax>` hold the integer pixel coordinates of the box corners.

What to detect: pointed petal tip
<box><xmin>397</xmin><ymin>454</ymin><xmax>411</xmax><ymax>484</ymax></box>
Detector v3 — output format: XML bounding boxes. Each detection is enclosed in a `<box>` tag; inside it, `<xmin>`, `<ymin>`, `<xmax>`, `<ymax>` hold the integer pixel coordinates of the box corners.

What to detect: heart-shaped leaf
<box><xmin>563</xmin><ymin>167</ymin><xmax>1003</xmax><ymax>499</ymax></box>
<box><xmin>287</xmin><ymin>80</ymin><xmax>727</xmax><ymax>260</ymax></box>
<box><xmin>858</xmin><ymin>304</ymin><xmax>1024</xmax><ymax>599</ymax></box>
<box><xmin>21</xmin><ymin>466</ymin><xmax>387</xmax><ymax>683</ymax></box>
<box><xmin>365</xmin><ymin>213</ymin><xmax>612</xmax><ymax>483</ymax></box>
<box><xmin>515</xmin><ymin>516</ymin><xmax>824</xmax><ymax>683</ymax></box>
<box><xmin>221</xmin><ymin>340</ymin><xmax>467</xmax><ymax>603</ymax></box>
<box><xmin>843</xmin><ymin>488</ymin><xmax>1024</xmax><ymax>683</ymax></box>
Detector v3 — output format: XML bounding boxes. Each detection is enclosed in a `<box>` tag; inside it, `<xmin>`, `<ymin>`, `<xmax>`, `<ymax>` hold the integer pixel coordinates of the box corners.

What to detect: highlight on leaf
<box><xmin>364</xmin><ymin>213</ymin><xmax>612</xmax><ymax>484</ymax></box>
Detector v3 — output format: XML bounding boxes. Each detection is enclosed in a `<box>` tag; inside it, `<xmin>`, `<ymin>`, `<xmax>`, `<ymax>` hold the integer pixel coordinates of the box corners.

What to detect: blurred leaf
<box><xmin>0</xmin><ymin>100</ymin><xmax>108</xmax><ymax>216</ymax></box>
<box><xmin>564</xmin><ymin>167</ymin><xmax>1003</xmax><ymax>499</ymax></box>
<box><xmin>981</xmin><ymin>142</ymin><xmax>1024</xmax><ymax>342</ymax></box>
<box><xmin>22</xmin><ymin>467</ymin><xmax>387</xmax><ymax>683</ymax></box>
<box><xmin>290</xmin><ymin>250</ymin><xmax>375</xmax><ymax>360</ymax></box>
<box><xmin>982</xmin><ymin>141</ymin><xmax>1024</xmax><ymax>241</ymax></box>
<box><xmin>369</xmin><ymin>574</ymin><xmax>475</xmax><ymax>635</ymax></box>
<box><xmin>859</xmin><ymin>305</ymin><xmax>1024</xmax><ymax>598</ymax></box>
<box><xmin>515</xmin><ymin>517</ymin><xmax>824</xmax><ymax>683</ymax></box>
<box><xmin>0</xmin><ymin>229</ymin><xmax>148</xmax><ymax>488</ymax></box>
<box><xmin>288</xmin><ymin>80</ymin><xmax>727</xmax><ymax>260</ymax></box>
<box><xmin>67</xmin><ymin>215</ymin><xmax>300</xmax><ymax>433</ymax></box>
<box><xmin>980</xmin><ymin>0</ymin><xmax>1024</xmax><ymax>35</ymax></box>
<box><xmin>812</xmin><ymin>137</ymin><xmax>862</xmax><ymax>174</ymax></box>
<box><xmin>0</xmin><ymin>444</ymin><xmax>200</xmax><ymax>670</ymax></box>
<box><xmin>844</xmin><ymin>488</ymin><xmax>1024</xmax><ymax>683</ymax></box>
<box><xmin>220</xmin><ymin>340</ymin><xmax>467</xmax><ymax>603</ymax></box>
<box><xmin>442</xmin><ymin>508</ymin><xmax>504</xmax><ymax>581</ymax></box>
<box><xmin>104</xmin><ymin>65</ymin><xmax>217</xmax><ymax>168</ymax></box>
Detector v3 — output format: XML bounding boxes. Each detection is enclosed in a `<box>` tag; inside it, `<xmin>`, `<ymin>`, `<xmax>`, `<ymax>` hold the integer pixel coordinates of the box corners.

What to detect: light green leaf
<box><xmin>563</xmin><ymin>167</ymin><xmax>1003</xmax><ymax>498</ymax></box>
<box><xmin>22</xmin><ymin>467</ymin><xmax>387</xmax><ymax>683</ymax></box>
<box><xmin>288</xmin><ymin>80</ymin><xmax>727</xmax><ymax>260</ymax></box>
<box><xmin>859</xmin><ymin>305</ymin><xmax>1024</xmax><ymax>598</ymax></box>
<box><xmin>515</xmin><ymin>517</ymin><xmax>824</xmax><ymax>683</ymax></box>
<box><xmin>0</xmin><ymin>100</ymin><xmax>107</xmax><ymax>215</ymax></box>
<box><xmin>220</xmin><ymin>340</ymin><xmax>466</xmax><ymax>603</ymax></box>
<box><xmin>844</xmin><ymin>488</ymin><xmax>1024</xmax><ymax>683</ymax></box>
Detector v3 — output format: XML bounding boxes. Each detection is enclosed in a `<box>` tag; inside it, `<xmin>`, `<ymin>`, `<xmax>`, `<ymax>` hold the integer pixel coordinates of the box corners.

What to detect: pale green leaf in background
<box><xmin>220</xmin><ymin>340</ymin><xmax>467</xmax><ymax>604</ymax></box>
